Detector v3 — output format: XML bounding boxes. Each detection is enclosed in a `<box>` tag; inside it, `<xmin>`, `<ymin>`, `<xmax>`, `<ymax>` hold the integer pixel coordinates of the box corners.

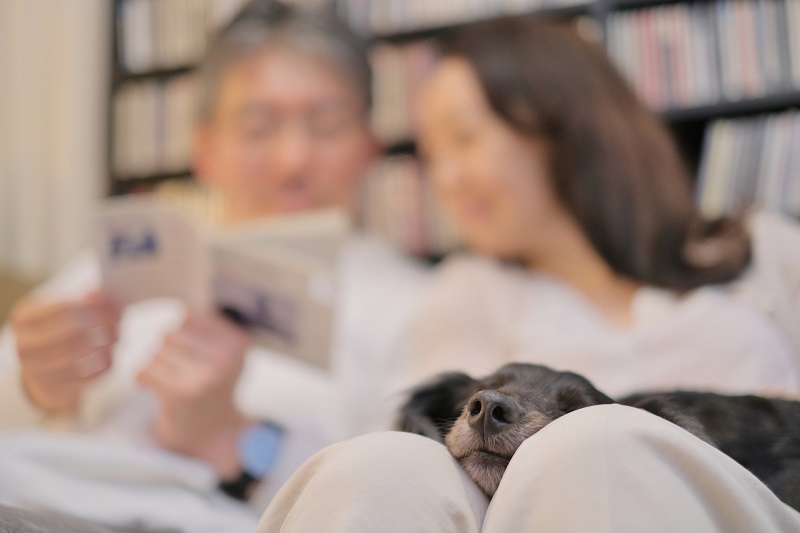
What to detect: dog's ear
<box><xmin>556</xmin><ymin>373</ymin><xmax>615</xmax><ymax>414</ymax></box>
<box><xmin>622</xmin><ymin>395</ymin><xmax>716</xmax><ymax>446</ymax></box>
<box><xmin>396</xmin><ymin>372</ymin><xmax>478</xmax><ymax>442</ymax></box>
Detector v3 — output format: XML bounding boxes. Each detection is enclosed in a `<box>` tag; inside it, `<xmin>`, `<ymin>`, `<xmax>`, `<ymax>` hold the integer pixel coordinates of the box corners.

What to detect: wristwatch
<box><xmin>219</xmin><ymin>421</ymin><xmax>284</xmax><ymax>501</ymax></box>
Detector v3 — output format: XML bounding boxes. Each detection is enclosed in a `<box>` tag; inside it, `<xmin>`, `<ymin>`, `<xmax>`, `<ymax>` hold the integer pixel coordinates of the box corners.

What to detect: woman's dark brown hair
<box><xmin>442</xmin><ymin>18</ymin><xmax>751</xmax><ymax>290</ymax></box>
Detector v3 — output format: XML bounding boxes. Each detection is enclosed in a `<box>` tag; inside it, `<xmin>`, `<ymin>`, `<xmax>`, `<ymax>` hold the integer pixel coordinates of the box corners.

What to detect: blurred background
<box><xmin>2</xmin><ymin>0</ymin><xmax>799</xmax><ymax>320</ymax></box>
<box><xmin>0</xmin><ymin>1</ymin><xmax>110</xmax><ymax>317</ymax></box>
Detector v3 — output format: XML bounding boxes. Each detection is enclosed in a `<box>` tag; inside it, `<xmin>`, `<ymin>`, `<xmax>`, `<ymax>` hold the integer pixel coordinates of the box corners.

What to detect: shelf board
<box><xmin>606</xmin><ymin>0</ymin><xmax>693</xmax><ymax>10</ymax></box>
<box><xmin>385</xmin><ymin>139</ymin><xmax>416</xmax><ymax>156</ymax></box>
<box><xmin>367</xmin><ymin>2</ymin><xmax>594</xmax><ymax>44</ymax></box>
<box><xmin>113</xmin><ymin>65</ymin><xmax>196</xmax><ymax>87</ymax></box>
<box><xmin>659</xmin><ymin>91</ymin><xmax>800</xmax><ymax>122</ymax></box>
<box><xmin>109</xmin><ymin>171</ymin><xmax>193</xmax><ymax>196</ymax></box>
<box><xmin>380</xmin><ymin>91</ymin><xmax>800</xmax><ymax>154</ymax></box>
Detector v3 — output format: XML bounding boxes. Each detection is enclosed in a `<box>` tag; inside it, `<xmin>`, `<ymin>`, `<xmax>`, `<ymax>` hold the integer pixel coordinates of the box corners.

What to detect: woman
<box><xmin>0</xmin><ymin>2</ymin><xmax>427</xmax><ymax>531</ymax></box>
<box><xmin>259</xmin><ymin>18</ymin><xmax>800</xmax><ymax>532</ymax></box>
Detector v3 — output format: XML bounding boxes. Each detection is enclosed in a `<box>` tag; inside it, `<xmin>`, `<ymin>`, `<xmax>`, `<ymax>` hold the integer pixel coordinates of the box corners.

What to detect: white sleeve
<box><xmin>409</xmin><ymin>255</ymin><xmax>519</xmax><ymax>381</ymax></box>
<box><xmin>0</xmin><ymin>251</ymin><xmax>101</xmax><ymax>430</ymax></box>
<box><xmin>331</xmin><ymin>237</ymin><xmax>431</xmax><ymax>435</ymax></box>
<box><xmin>762</xmin><ymin>213</ymin><xmax>800</xmax><ymax>310</ymax></box>
<box><xmin>746</xmin><ymin>211</ymin><xmax>800</xmax><ymax>360</ymax></box>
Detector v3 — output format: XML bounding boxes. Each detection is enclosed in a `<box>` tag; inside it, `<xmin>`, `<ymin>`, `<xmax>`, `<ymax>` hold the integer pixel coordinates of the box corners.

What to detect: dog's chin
<box><xmin>459</xmin><ymin>450</ymin><xmax>510</xmax><ymax>496</ymax></box>
<box><xmin>445</xmin><ymin>412</ymin><xmax>552</xmax><ymax>497</ymax></box>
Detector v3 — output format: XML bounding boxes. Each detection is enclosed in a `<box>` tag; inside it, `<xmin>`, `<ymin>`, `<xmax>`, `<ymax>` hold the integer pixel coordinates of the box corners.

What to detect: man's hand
<box><xmin>11</xmin><ymin>290</ymin><xmax>121</xmax><ymax>413</ymax></box>
<box><xmin>137</xmin><ymin>311</ymin><xmax>251</xmax><ymax>479</ymax></box>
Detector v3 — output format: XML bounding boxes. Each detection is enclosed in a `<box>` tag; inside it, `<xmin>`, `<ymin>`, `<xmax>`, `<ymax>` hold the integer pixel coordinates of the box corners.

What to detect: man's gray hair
<box><xmin>196</xmin><ymin>0</ymin><xmax>372</xmax><ymax>122</ymax></box>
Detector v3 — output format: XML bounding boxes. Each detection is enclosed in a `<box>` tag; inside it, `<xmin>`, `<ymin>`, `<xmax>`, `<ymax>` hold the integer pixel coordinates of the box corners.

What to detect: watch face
<box><xmin>240</xmin><ymin>422</ymin><xmax>284</xmax><ymax>479</ymax></box>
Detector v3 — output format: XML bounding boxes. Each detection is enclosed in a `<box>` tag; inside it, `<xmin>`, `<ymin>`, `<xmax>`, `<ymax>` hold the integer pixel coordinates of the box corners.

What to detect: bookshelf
<box><xmin>108</xmin><ymin>0</ymin><xmax>800</xmax><ymax>255</ymax></box>
<box><xmin>108</xmin><ymin>0</ymin><xmax>237</xmax><ymax>194</ymax></box>
<box><xmin>344</xmin><ymin>0</ymin><xmax>800</xmax><ymax>219</ymax></box>
<box><xmin>697</xmin><ymin>109</ymin><xmax>800</xmax><ymax>218</ymax></box>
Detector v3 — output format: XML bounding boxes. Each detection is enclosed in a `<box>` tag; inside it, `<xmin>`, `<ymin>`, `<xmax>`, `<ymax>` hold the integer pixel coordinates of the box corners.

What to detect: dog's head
<box><xmin>397</xmin><ymin>363</ymin><xmax>613</xmax><ymax>495</ymax></box>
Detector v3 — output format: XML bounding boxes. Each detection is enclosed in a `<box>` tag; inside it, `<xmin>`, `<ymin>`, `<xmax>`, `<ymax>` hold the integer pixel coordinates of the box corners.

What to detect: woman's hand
<box><xmin>10</xmin><ymin>290</ymin><xmax>121</xmax><ymax>413</ymax></box>
<box><xmin>137</xmin><ymin>311</ymin><xmax>252</xmax><ymax>479</ymax></box>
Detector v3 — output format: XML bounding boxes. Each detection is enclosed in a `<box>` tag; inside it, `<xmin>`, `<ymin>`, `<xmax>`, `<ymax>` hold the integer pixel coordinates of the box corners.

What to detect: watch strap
<box><xmin>218</xmin><ymin>421</ymin><xmax>284</xmax><ymax>501</ymax></box>
<box><xmin>219</xmin><ymin>470</ymin><xmax>258</xmax><ymax>501</ymax></box>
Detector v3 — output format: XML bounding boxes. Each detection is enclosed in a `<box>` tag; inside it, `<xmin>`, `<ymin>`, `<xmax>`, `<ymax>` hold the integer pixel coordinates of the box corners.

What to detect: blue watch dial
<box><xmin>239</xmin><ymin>422</ymin><xmax>283</xmax><ymax>479</ymax></box>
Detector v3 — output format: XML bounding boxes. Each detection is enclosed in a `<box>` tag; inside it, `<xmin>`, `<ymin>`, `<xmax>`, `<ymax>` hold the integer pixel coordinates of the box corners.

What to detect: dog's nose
<box><xmin>467</xmin><ymin>390</ymin><xmax>519</xmax><ymax>437</ymax></box>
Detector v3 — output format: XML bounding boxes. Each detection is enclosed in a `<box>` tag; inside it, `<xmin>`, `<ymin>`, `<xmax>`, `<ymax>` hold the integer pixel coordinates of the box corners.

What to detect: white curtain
<box><xmin>0</xmin><ymin>0</ymin><xmax>110</xmax><ymax>280</ymax></box>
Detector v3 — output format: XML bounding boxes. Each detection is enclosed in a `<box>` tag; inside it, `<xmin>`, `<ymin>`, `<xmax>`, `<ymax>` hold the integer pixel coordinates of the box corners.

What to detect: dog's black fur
<box><xmin>397</xmin><ymin>362</ymin><xmax>800</xmax><ymax>511</ymax></box>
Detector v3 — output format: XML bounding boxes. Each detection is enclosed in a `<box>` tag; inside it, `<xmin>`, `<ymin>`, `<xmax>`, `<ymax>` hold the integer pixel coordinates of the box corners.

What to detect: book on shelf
<box><xmin>607</xmin><ymin>0</ymin><xmax>800</xmax><ymax>112</ymax></box>
<box><xmin>206</xmin><ymin>0</ymin><xmax>254</xmax><ymax>30</ymax></box>
<box><xmin>118</xmin><ymin>0</ymin><xmax>209</xmax><ymax>73</ymax></box>
<box><xmin>341</xmin><ymin>0</ymin><xmax>591</xmax><ymax>36</ymax></box>
<box><xmin>371</xmin><ymin>40</ymin><xmax>438</xmax><ymax>143</ymax></box>
<box><xmin>117</xmin><ymin>0</ymin><xmax>344</xmax><ymax>75</ymax></box>
<box><xmin>93</xmin><ymin>195</ymin><xmax>347</xmax><ymax>369</ymax></box>
<box><xmin>113</xmin><ymin>74</ymin><xmax>198</xmax><ymax>178</ymax></box>
<box><xmin>697</xmin><ymin>109</ymin><xmax>800</xmax><ymax>218</ymax></box>
<box><xmin>362</xmin><ymin>155</ymin><xmax>461</xmax><ymax>255</ymax></box>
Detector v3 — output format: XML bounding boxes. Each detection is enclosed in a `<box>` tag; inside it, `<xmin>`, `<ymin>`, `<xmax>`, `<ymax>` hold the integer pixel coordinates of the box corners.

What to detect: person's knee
<box><xmin>263</xmin><ymin>431</ymin><xmax>488</xmax><ymax>533</ymax></box>
<box><xmin>510</xmin><ymin>404</ymin><xmax>672</xmax><ymax>467</ymax></box>
<box><xmin>315</xmin><ymin>431</ymin><xmax>454</xmax><ymax>483</ymax></box>
<box><xmin>490</xmin><ymin>404</ymin><xmax>665</xmax><ymax>510</ymax></box>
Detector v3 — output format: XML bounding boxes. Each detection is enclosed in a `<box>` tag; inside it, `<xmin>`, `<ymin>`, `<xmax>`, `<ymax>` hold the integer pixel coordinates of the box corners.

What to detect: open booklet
<box><xmin>92</xmin><ymin>196</ymin><xmax>349</xmax><ymax>370</ymax></box>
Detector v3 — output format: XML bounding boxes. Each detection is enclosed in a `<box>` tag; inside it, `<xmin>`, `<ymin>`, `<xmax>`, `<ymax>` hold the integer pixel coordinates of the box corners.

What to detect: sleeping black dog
<box><xmin>396</xmin><ymin>362</ymin><xmax>800</xmax><ymax>511</ymax></box>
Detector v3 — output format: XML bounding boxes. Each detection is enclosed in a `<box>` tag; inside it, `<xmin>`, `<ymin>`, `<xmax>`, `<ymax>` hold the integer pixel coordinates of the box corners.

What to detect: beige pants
<box><xmin>259</xmin><ymin>405</ymin><xmax>800</xmax><ymax>532</ymax></box>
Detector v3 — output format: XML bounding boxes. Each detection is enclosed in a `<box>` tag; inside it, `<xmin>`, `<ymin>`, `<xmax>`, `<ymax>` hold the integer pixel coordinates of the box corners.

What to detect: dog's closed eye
<box><xmin>397</xmin><ymin>372</ymin><xmax>478</xmax><ymax>442</ymax></box>
<box><xmin>556</xmin><ymin>380</ymin><xmax>614</xmax><ymax>414</ymax></box>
